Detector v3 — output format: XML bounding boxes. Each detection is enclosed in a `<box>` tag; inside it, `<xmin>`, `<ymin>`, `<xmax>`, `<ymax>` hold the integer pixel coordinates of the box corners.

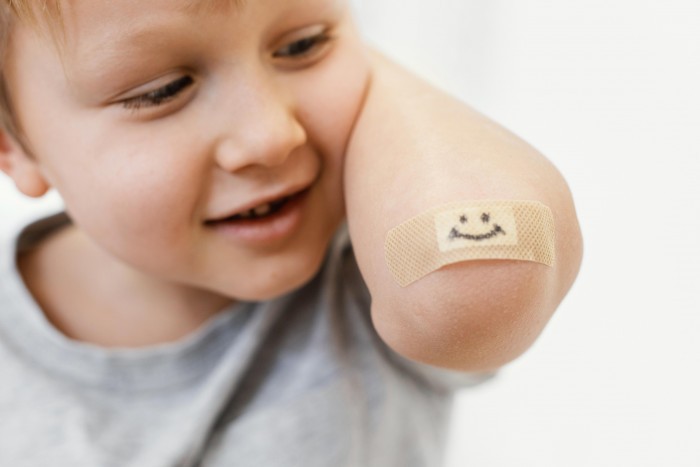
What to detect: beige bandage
<box><xmin>385</xmin><ymin>200</ymin><xmax>555</xmax><ymax>287</ymax></box>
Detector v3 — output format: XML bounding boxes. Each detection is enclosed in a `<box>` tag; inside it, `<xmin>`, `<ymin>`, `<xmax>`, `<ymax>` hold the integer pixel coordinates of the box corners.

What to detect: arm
<box><xmin>344</xmin><ymin>50</ymin><xmax>583</xmax><ymax>373</ymax></box>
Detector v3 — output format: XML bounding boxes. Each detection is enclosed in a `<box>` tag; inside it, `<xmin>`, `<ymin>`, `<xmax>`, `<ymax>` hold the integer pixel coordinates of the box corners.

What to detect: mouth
<box><xmin>212</xmin><ymin>196</ymin><xmax>292</xmax><ymax>223</ymax></box>
<box><xmin>204</xmin><ymin>187</ymin><xmax>310</xmax><ymax>246</ymax></box>
<box><xmin>205</xmin><ymin>188</ymin><xmax>309</xmax><ymax>226</ymax></box>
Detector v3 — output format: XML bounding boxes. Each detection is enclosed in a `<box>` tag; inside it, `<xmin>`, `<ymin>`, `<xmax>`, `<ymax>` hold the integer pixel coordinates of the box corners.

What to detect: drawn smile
<box><xmin>448</xmin><ymin>212</ymin><xmax>507</xmax><ymax>242</ymax></box>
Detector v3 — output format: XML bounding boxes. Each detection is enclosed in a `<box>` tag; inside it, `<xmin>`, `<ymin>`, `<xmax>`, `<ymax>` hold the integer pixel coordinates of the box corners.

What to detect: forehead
<box><xmin>19</xmin><ymin>0</ymin><xmax>242</xmax><ymax>22</ymax></box>
<box><xmin>6</xmin><ymin>0</ymin><xmax>240</xmax><ymax>40</ymax></box>
<box><xmin>54</xmin><ymin>0</ymin><xmax>242</xmax><ymax>36</ymax></box>
<box><xmin>37</xmin><ymin>0</ymin><xmax>337</xmax><ymax>56</ymax></box>
<box><xmin>13</xmin><ymin>0</ymin><xmax>245</xmax><ymax>54</ymax></box>
<box><xmin>8</xmin><ymin>0</ymin><xmax>344</xmax><ymax>80</ymax></box>
<box><xmin>5</xmin><ymin>0</ymin><xmax>237</xmax><ymax>51</ymax></box>
<box><xmin>18</xmin><ymin>0</ymin><xmax>269</xmax><ymax>83</ymax></box>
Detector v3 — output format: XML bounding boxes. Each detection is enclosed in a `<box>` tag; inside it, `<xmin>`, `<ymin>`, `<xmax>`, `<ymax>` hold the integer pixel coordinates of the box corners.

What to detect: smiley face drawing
<box><xmin>448</xmin><ymin>212</ymin><xmax>506</xmax><ymax>241</ymax></box>
<box><xmin>435</xmin><ymin>205</ymin><xmax>519</xmax><ymax>252</ymax></box>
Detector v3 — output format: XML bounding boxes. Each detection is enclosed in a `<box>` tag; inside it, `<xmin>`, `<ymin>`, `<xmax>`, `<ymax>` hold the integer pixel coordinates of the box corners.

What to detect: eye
<box><xmin>481</xmin><ymin>213</ymin><xmax>491</xmax><ymax>223</ymax></box>
<box><xmin>121</xmin><ymin>76</ymin><xmax>194</xmax><ymax>111</ymax></box>
<box><xmin>273</xmin><ymin>31</ymin><xmax>333</xmax><ymax>60</ymax></box>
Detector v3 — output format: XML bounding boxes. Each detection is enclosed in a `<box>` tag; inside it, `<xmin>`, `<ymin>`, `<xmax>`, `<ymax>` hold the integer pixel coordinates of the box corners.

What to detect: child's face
<box><xmin>5</xmin><ymin>0</ymin><xmax>369</xmax><ymax>300</ymax></box>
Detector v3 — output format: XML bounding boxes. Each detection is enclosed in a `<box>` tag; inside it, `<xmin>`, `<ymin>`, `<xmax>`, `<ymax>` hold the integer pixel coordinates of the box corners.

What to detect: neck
<box><xmin>19</xmin><ymin>224</ymin><xmax>233</xmax><ymax>348</ymax></box>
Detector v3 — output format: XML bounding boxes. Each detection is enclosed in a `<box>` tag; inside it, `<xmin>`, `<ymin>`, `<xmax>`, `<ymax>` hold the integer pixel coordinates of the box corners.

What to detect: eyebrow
<box><xmin>183</xmin><ymin>0</ymin><xmax>246</xmax><ymax>14</ymax></box>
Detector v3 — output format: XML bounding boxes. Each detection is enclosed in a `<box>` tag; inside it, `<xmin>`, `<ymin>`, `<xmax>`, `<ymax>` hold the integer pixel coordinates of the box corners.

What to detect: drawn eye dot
<box><xmin>459</xmin><ymin>214</ymin><xmax>468</xmax><ymax>224</ymax></box>
<box><xmin>481</xmin><ymin>213</ymin><xmax>490</xmax><ymax>223</ymax></box>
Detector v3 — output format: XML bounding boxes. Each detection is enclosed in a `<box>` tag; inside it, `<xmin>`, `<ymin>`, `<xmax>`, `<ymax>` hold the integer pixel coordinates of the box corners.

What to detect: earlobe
<box><xmin>0</xmin><ymin>129</ymin><xmax>51</xmax><ymax>198</ymax></box>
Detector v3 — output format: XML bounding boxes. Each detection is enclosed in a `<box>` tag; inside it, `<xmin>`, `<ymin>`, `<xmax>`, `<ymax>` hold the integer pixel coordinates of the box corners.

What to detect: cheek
<box><xmin>42</xmin><ymin>131</ymin><xmax>206</xmax><ymax>269</ymax></box>
<box><xmin>295</xmin><ymin>38</ymin><xmax>371</xmax><ymax>161</ymax></box>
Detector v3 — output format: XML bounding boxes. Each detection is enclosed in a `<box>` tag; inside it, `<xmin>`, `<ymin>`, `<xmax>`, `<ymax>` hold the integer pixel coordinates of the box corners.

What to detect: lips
<box><xmin>205</xmin><ymin>186</ymin><xmax>307</xmax><ymax>224</ymax></box>
<box><xmin>204</xmin><ymin>187</ymin><xmax>309</xmax><ymax>246</ymax></box>
<box><xmin>214</xmin><ymin>196</ymin><xmax>290</xmax><ymax>222</ymax></box>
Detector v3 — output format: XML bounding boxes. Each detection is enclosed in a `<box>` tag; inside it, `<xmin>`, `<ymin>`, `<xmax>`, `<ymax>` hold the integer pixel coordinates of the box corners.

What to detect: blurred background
<box><xmin>2</xmin><ymin>1</ymin><xmax>699</xmax><ymax>465</ymax></box>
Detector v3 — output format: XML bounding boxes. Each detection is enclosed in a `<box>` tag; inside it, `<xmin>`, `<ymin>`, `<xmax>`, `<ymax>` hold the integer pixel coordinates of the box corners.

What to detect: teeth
<box><xmin>253</xmin><ymin>203</ymin><xmax>272</xmax><ymax>217</ymax></box>
<box><xmin>225</xmin><ymin>197</ymin><xmax>289</xmax><ymax>222</ymax></box>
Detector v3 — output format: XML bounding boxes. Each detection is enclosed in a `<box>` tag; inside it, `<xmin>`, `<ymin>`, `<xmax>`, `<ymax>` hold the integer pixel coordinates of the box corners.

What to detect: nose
<box><xmin>213</xmin><ymin>77</ymin><xmax>307</xmax><ymax>173</ymax></box>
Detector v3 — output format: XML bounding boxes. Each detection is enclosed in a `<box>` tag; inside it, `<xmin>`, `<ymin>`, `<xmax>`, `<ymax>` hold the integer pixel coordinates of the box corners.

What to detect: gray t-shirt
<box><xmin>0</xmin><ymin>212</ymin><xmax>491</xmax><ymax>467</ymax></box>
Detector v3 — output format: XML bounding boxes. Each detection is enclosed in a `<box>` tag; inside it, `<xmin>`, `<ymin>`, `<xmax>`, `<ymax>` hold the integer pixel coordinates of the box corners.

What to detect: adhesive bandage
<box><xmin>384</xmin><ymin>200</ymin><xmax>555</xmax><ymax>287</ymax></box>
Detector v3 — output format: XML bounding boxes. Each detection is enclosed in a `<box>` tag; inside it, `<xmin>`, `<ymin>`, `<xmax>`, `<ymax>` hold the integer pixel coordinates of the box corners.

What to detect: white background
<box><xmin>2</xmin><ymin>1</ymin><xmax>699</xmax><ymax>465</ymax></box>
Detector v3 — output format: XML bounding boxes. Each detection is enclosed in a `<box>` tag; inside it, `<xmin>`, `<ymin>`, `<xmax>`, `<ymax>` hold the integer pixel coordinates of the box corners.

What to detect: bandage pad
<box><xmin>385</xmin><ymin>200</ymin><xmax>555</xmax><ymax>287</ymax></box>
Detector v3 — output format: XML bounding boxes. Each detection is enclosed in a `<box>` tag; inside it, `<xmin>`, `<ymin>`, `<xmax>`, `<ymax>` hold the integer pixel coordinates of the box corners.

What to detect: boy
<box><xmin>0</xmin><ymin>0</ymin><xmax>582</xmax><ymax>466</ymax></box>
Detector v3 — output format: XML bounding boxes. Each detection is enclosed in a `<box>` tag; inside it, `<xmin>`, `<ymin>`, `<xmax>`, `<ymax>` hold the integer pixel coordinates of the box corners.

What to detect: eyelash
<box><xmin>122</xmin><ymin>75</ymin><xmax>194</xmax><ymax>110</ymax></box>
<box><xmin>273</xmin><ymin>31</ymin><xmax>333</xmax><ymax>59</ymax></box>
<box><xmin>120</xmin><ymin>31</ymin><xmax>333</xmax><ymax>111</ymax></box>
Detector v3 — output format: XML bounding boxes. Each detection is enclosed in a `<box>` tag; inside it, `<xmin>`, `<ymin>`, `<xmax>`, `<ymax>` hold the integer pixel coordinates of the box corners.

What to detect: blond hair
<box><xmin>0</xmin><ymin>1</ymin><xmax>57</xmax><ymax>140</ymax></box>
<box><xmin>0</xmin><ymin>2</ymin><xmax>18</xmax><ymax>138</ymax></box>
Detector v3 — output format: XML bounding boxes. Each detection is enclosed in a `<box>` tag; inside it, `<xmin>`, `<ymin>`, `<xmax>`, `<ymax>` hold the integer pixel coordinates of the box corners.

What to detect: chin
<box><xmin>221</xmin><ymin>250</ymin><xmax>327</xmax><ymax>302</ymax></box>
<box><xmin>249</xmin><ymin>272</ymin><xmax>317</xmax><ymax>301</ymax></box>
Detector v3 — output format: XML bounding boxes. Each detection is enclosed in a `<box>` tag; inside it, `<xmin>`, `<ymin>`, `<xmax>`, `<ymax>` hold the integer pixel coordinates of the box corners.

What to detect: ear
<box><xmin>0</xmin><ymin>129</ymin><xmax>51</xmax><ymax>198</ymax></box>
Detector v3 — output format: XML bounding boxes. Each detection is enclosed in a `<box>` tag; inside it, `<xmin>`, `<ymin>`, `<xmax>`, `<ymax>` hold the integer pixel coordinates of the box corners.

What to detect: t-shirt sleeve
<box><xmin>387</xmin><ymin>351</ymin><xmax>497</xmax><ymax>392</ymax></box>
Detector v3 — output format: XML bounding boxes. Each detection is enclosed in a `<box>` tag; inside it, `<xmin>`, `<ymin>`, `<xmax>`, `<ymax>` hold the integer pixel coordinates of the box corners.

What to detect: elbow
<box><xmin>371</xmin><ymin>258</ymin><xmax>568</xmax><ymax>373</ymax></box>
<box><xmin>370</xmin><ymin>185</ymin><xmax>584</xmax><ymax>373</ymax></box>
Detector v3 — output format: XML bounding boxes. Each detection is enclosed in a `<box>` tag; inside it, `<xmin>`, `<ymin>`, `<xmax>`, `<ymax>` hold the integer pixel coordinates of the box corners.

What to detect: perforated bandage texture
<box><xmin>384</xmin><ymin>200</ymin><xmax>555</xmax><ymax>286</ymax></box>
